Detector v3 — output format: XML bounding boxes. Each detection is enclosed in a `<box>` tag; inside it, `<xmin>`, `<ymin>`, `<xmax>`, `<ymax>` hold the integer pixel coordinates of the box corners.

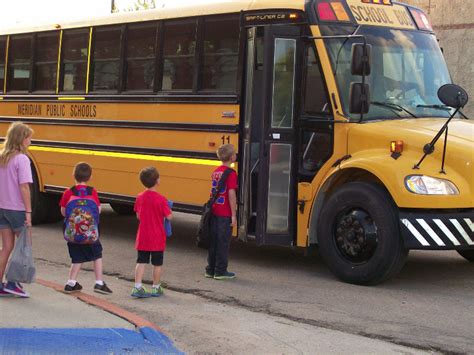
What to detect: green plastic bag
<box><xmin>6</xmin><ymin>228</ymin><xmax>36</xmax><ymax>284</ymax></box>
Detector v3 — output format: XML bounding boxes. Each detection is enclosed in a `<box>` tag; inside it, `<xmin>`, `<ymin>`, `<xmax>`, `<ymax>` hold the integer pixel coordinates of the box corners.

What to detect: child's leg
<box><xmin>93</xmin><ymin>258</ymin><xmax>103</xmax><ymax>283</ymax></box>
<box><xmin>152</xmin><ymin>265</ymin><xmax>162</xmax><ymax>286</ymax></box>
<box><xmin>68</xmin><ymin>263</ymin><xmax>82</xmax><ymax>281</ymax></box>
<box><xmin>135</xmin><ymin>263</ymin><xmax>146</xmax><ymax>285</ymax></box>
<box><xmin>206</xmin><ymin>216</ymin><xmax>218</xmax><ymax>275</ymax></box>
<box><xmin>0</xmin><ymin>228</ymin><xmax>15</xmax><ymax>283</ymax></box>
<box><xmin>214</xmin><ymin>217</ymin><xmax>232</xmax><ymax>275</ymax></box>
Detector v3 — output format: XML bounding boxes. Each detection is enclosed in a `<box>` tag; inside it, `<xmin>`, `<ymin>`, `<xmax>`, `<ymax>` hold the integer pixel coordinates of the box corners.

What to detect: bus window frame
<box><xmin>7</xmin><ymin>33</ymin><xmax>34</xmax><ymax>94</ymax></box>
<box><xmin>198</xmin><ymin>14</ymin><xmax>241</xmax><ymax>95</ymax></box>
<box><xmin>0</xmin><ymin>36</ymin><xmax>6</xmax><ymax>93</ymax></box>
<box><xmin>33</xmin><ymin>31</ymin><xmax>60</xmax><ymax>93</ymax></box>
<box><xmin>90</xmin><ymin>24</ymin><xmax>124</xmax><ymax>94</ymax></box>
<box><xmin>159</xmin><ymin>17</ymin><xmax>198</xmax><ymax>94</ymax></box>
<box><xmin>123</xmin><ymin>21</ymin><xmax>160</xmax><ymax>94</ymax></box>
<box><xmin>59</xmin><ymin>28</ymin><xmax>90</xmax><ymax>94</ymax></box>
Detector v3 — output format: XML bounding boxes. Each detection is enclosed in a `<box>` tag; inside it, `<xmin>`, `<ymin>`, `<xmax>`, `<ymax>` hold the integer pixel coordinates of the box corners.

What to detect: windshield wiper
<box><xmin>417</xmin><ymin>104</ymin><xmax>469</xmax><ymax>119</ymax></box>
<box><xmin>417</xmin><ymin>104</ymin><xmax>450</xmax><ymax>111</ymax></box>
<box><xmin>371</xmin><ymin>101</ymin><xmax>417</xmax><ymax>118</ymax></box>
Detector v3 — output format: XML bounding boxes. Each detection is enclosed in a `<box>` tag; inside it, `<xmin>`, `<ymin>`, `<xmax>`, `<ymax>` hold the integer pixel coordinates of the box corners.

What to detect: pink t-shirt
<box><xmin>0</xmin><ymin>153</ymin><xmax>33</xmax><ymax>211</ymax></box>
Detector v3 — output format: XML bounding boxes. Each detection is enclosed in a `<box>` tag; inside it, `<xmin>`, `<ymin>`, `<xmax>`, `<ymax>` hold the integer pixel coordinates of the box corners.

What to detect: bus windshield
<box><xmin>322</xmin><ymin>25</ymin><xmax>454</xmax><ymax>121</ymax></box>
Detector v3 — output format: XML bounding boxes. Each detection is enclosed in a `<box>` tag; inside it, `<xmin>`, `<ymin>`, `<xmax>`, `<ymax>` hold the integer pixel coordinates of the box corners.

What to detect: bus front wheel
<box><xmin>317</xmin><ymin>182</ymin><xmax>408</xmax><ymax>285</ymax></box>
<box><xmin>457</xmin><ymin>250</ymin><xmax>474</xmax><ymax>262</ymax></box>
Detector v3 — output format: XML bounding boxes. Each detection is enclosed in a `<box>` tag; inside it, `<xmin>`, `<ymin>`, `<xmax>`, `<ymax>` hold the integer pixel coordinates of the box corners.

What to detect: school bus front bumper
<box><xmin>400</xmin><ymin>210</ymin><xmax>474</xmax><ymax>250</ymax></box>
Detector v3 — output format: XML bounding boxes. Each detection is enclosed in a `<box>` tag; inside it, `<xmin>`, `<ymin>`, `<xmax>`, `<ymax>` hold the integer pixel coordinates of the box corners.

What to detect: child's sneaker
<box><xmin>151</xmin><ymin>285</ymin><xmax>164</xmax><ymax>297</ymax></box>
<box><xmin>94</xmin><ymin>283</ymin><xmax>113</xmax><ymax>294</ymax></box>
<box><xmin>0</xmin><ymin>283</ymin><xmax>13</xmax><ymax>297</ymax></box>
<box><xmin>131</xmin><ymin>286</ymin><xmax>151</xmax><ymax>298</ymax></box>
<box><xmin>214</xmin><ymin>271</ymin><xmax>236</xmax><ymax>280</ymax></box>
<box><xmin>4</xmin><ymin>282</ymin><xmax>29</xmax><ymax>297</ymax></box>
<box><xmin>64</xmin><ymin>282</ymin><xmax>83</xmax><ymax>293</ymax></box>
<box><xmin>204</xmin><ymin>272</ymin><xmax>214</xmax><ymax>278</ymax></box>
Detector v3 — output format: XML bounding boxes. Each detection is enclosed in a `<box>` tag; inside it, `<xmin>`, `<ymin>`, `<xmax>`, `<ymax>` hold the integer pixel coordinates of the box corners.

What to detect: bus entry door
<box><xmin>240</xmin><ymin>25</ymin><xmax>301</xmax><ymax>246</ymax></box>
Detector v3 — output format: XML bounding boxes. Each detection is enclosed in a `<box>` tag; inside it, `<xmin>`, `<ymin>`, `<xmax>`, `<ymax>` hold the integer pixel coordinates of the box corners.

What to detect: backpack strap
<box><xmin>71</xmin><ymin>185</ymin><xmax>94</xmax><ymax>197</ymax></box>
<box><xmin>209</xmin><ymin>168</ymin><xmax>234</xmax><ymax>206</ymax></box>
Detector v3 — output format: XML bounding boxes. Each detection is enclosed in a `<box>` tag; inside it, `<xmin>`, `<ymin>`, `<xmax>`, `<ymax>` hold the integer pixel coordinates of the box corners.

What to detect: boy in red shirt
<box><xmin>60</xmin><ymin>162</ymin><xmax>112</xmax><ymax>294</ymax></box>
<box><xmin>132</xmin><ymin>166</ymin><xmax>172</xmax><ymax>298</ymax></box>
<box><xmin>205</xmin><ymin>144</ymin><xmax>238</xmax><ymax>280</ymax></box>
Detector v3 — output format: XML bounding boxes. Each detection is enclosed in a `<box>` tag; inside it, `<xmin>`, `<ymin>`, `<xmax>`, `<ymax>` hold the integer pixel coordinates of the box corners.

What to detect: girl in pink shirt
<box><xmin>0</xmin><ymin>122</ymin><xmax>34</xmax><ymax>298</ymax></box>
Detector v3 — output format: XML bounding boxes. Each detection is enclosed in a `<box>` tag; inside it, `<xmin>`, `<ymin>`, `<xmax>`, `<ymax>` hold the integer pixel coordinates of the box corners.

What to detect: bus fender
<box><xmin>308</xmin><ymin>152</ymin><xmax>398</xmax><ymax>245</ymax></box>
<box><xmin>27</xmin><ymin>152</ymin><xmax>43</xmax><ymax>190</ymax></box>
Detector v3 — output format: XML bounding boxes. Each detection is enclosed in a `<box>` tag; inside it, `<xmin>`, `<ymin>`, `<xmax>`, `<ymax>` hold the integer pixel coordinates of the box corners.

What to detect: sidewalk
<box><xmin>0</xmin><ymin>279</ymin><xmax>181</xmax><ymax>354</ymax></box>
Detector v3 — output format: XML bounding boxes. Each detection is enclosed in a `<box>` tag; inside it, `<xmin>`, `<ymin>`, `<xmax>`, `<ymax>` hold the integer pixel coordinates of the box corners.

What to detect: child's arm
<box><xmin>165</xmin><ymin>212</ymin><xmax>172</xmax><ymax>221</ymax></box>
<box><xmin>136</xmin><ymin>213</ymin><xmax>140</xmax><ymax>221</ymax></box>
<box><xmin>19</xmin><ymin>183</ymin><xmax>32</xmax><ymax>227</ymax></box>
<box><xmin>229</xmin><ymin>188</ymin><xmax>237</xmax><ymax>226</ymax></box>
<box><xmin>61</xmin><ymin>207</ymin><xmax>66</xmax><ymax>217</ymax></box>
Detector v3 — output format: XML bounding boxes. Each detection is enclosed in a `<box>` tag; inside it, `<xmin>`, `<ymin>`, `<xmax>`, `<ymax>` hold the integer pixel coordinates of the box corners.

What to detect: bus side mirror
<box><xmin>351</xmin><ymin>43</ymin><xmax>372</xmax><ymax>76</ymax></box>
<box><xmin>349</xmin><ymin>82</ymin><xmax>370</xmax><ymax>114</ymax></box>
<box><xmin>437</xmin><ymin>84</ymin><xmax>468</xmax><ymax>109</ymax></box>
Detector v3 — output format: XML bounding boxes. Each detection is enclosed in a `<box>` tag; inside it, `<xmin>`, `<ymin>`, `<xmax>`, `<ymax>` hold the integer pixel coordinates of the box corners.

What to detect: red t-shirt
<box><xmin>60</xmin><ymin>185</ymin><xmax>100</xmax><ymax>208</ymax></box>
<box><xmin>211</xmin><ymin>166</ymin><xmax>238</xmax><ymax>217</ymax></box>
<box><xmin>134</xmin><ymin>190</ymin><xmax>171</xmax><ymax>251</ymax></box>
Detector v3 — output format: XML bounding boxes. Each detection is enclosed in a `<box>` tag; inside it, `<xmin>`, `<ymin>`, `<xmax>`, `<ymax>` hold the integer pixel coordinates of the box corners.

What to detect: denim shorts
<box><xmin>0</xmin><ymin>208</ymin><xmax>26</xmax><ymax>232</ymax></box>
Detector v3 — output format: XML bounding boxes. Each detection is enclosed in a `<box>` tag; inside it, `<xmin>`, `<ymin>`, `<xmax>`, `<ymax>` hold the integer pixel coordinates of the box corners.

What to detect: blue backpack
<box><xmin>63</xmin><ymin>186</ymin><xmax>100</xmax><ymax>244</ymax></box>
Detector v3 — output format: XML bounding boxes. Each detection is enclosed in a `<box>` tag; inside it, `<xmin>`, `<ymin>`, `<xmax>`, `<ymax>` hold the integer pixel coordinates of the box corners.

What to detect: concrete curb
<box><xmin>36</xmin><ymin>278</ymin><xmax>177</xmax><ymax>350</ymax></box>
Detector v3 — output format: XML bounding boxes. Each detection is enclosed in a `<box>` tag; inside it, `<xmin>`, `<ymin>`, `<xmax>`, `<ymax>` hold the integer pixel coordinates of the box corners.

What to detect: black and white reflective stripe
<box><xmin>401</xmin><ymin>217</ymin><xmax>474</xmax><ymax>248</ymax></box>
<box><xmin>401</xmin><ymin>219</ymin><xmax>430</xmax><ymax>246</ymax></box>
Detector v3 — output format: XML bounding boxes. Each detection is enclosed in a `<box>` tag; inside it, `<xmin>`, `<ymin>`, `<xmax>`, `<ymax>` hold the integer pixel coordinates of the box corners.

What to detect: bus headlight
<box><xmin>405</xmin><ymin>175</ymin><xmax>459</xmax><ymax>195</ymax></box>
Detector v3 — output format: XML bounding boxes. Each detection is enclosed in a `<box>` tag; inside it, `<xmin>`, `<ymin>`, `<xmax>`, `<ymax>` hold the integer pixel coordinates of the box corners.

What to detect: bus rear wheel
<box><xmin>457</xmin><ymin>249</ymin><xmax>474</xmax><ymax>262</ymax></box>
<box><xmin>110</xmin><ymin>202</ymin><xmax>135</xmax><ymax>215</ymax></box>
<box><xmin>31</xmin><ymin>164</ymin><xmax>49</xmax><ymax>225</ymax></box>
<box><xmin>317</xmin><ymin>182</ymin><xmax>408</xmax><ymax>285</ymax></box>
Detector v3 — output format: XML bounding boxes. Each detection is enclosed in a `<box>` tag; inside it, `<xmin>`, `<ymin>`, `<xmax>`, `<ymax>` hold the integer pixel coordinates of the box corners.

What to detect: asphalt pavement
<box><xmin>0</xmin><ymin>279</ymin><xmax>181</xmax><ymax>354</ymax></box>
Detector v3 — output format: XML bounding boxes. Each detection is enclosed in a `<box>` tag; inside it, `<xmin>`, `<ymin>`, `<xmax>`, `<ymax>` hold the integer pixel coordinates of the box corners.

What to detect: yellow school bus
<box><xmin>0</xmin><ymin>0</ymin><xmax>472</xmax><ymax>284</ymax></box>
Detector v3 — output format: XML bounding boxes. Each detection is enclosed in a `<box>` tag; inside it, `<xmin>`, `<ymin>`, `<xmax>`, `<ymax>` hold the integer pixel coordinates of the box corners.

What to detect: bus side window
<box><xmin>7</xmin><ymin>35</ymin><xmax>32</xmax><ymax>92</ymax></box>
<box><xmin>201</xmin><ymin>15</ymin><xmax>239</xmax><ymax>92</ymax></box>
<box><xmin>61</xmin><ymin>30</ymin><xmax>89</xmax><ymax>92</ymax></box>
<box><xmin>301</xmin><ymin>45</ymin><xmax>329</xmax><ymax>115</ymax></box>
<box><xmin>162</xmin><ymin>19</ymin><xmax>196</xmax><ymax>91</ymax></box>
<box><xmin>299</xmin><ymin>45</ymin><xmax>332</xmax><ymax>181</ymax></box>
<box><xmin>92</xmin><ymin>26</ymin><xmax>122</xmax><ymax>92</ymax></box>
<box><xmin>0</xmin><ymin>37</ymin><xmax>5</xmax><ymax>92</ymax></box>
<box><xmin>125</xmin><ymin>23</ymin><xmax>158</xmax><ymax>92</ymax></box>
<box><xmin>34</xmin><ymin>32</ymin><xmax>59</xmax><ymax>92</ymax></box>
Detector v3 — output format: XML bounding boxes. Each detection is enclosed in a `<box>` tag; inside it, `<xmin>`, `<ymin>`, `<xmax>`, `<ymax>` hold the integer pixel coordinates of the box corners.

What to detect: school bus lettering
<box><xmin>394</xmin><ymin>9</ymin><xmax>412</xmax><ymax>26</ymax></box>
<box><xmin>17</xmin><ymin>104</ymin><xmax>42</xmax><ymax>116</ymax></box>
<box><xmin>350</xmin><ymin>5</ymin><xmax>393</xmax><ymax>25</ymax></box>
<box><xmin>246</xmin><ymin>14</ymin><xmax>286</xmax><ymax>22</ymax></box>
<box><xmin>46</xmin><ymin>104</ymin><xmax>66</xmax><ymax>117</ymax></box>
<box><xmin>70</xmin><ymin>104</ymin><xmax>97</xmax><ymax>118</ymax></box>
<box><xmin>347</xmin><ymin>0</ymin><xmax>415</xmax><ymax>29</ymax></box>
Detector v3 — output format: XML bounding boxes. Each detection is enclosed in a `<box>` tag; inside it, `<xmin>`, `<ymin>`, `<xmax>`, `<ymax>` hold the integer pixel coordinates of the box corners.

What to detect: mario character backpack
<box><xmin>63</xmin><ymin>186</ymin><xmax>100</xmax><ymax>244</ymax></box>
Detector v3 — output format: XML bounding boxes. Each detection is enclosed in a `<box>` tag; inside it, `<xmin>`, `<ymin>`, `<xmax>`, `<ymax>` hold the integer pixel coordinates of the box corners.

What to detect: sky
<box><xmin>0</xmin><ymin>0</ymin><xmax>115</xmax><ymax>30</ymax></box>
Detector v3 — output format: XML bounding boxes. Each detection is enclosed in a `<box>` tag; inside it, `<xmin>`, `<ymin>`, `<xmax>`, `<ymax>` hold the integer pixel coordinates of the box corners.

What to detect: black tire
<box><xmin>110</xmin><ymin>202</ymin><xmax>135</xmax><ymax>215</ymax></box>
<box><xmin>30</xmin><ymin>164</ymin><xmax>49</xmax><ymax>225</ymax></box>
<box><xmin>317</xmin><ymin>182</ymin><xmax>408</xmax><ymax>285</ymax></box>
<box><xmin>457</xmin><ymin>249</ymin><xmax>474</xmax><ymax>262</ymax></box>
<box><xmin>45</xmin><ymin>194</ymin><xmax>63</xmax><ymax>223</ymax></box>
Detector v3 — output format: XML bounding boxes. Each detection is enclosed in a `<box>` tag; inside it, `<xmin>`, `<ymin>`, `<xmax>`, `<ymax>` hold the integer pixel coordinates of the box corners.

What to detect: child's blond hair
<box><xmin>217</xmin><ymin>144</ymin><xmax>235</xmax><ymax>162</ymax></box>
<box><xmin>0</xmin><ymin>122</ymin><xmax>33</xmax><ymax>166</ymax></box>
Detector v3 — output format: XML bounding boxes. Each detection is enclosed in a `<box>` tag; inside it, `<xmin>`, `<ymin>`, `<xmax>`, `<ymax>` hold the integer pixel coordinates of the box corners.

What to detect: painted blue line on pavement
<box><xmin>0</xmin><ymin>328</ymin><xmax>182</xmax><ymax>354</ymax></box>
